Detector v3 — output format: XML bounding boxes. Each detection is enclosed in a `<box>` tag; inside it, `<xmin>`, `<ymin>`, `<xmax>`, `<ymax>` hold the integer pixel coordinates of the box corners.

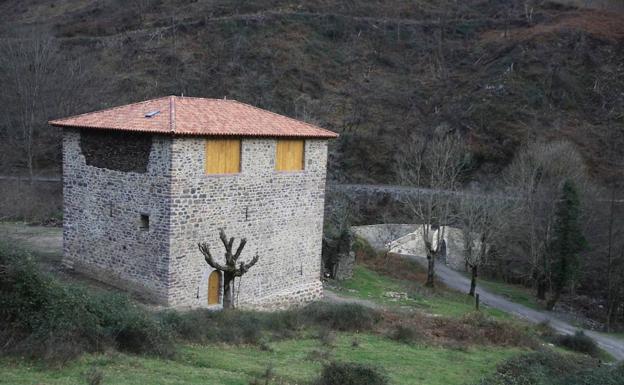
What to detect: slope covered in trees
<box><xmin>0</xmin><ymin>0</ymin><xmax>623</xmax><ymax>183</ymax></box>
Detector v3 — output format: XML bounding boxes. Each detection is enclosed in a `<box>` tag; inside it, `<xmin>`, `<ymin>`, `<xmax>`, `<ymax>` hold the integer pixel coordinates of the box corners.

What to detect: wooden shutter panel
<box><xmin>275</xmin><ymin>139</ymin><xmax>304</xmax><ymax>171</ymax></box>
<box><xmin>205</xmin><ymin>139</ymin><xmax>241</xmax><ymax>174</ymax></box>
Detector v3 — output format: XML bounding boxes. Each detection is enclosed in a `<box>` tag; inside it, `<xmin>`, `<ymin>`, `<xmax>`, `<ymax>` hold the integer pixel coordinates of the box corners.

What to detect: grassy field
<box><xmin>330</xmin><ymin>265</ymin><xmax>511</xmax><ymax>320</ymax></box>
<box><xmin>474</xmin><ymin>277</ymin><xmax>542</xmax><ymax>311</ymax></box>
<box><xmin>0</xmin><ymin>334</ymin><xmax>525</xmax><ymax>385</ymax></box>
<box><xmin>0</xmin><ymin>225</ymin><xmax>596</xmax><ymax>384</ymax></box>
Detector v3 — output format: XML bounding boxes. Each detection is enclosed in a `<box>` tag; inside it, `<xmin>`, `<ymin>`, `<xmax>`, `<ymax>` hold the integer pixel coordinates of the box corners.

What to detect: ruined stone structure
<box><xmin>50</xmin><ymin>96</ymin><xmax>337</xmax><ymax>309</ymax></box>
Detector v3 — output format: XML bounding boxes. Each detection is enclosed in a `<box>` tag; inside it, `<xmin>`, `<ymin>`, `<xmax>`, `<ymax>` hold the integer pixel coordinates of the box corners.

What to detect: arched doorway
<box><xmin>207</xmin><ymin>270</ymin><xmax>221</xmax><ymax>305</ymax></box>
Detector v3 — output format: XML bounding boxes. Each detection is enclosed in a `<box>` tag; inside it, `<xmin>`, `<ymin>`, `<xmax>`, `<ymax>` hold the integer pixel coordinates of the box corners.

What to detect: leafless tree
<box><xmin>396</xmin><ymin>132</ymin><xmax>467</xmax><ymax>287</ymax></box>
<box><xmin>458</xmin><ymin>190</ymin><xmax>507</xmax><ymax>296</ymax></box>
<box><xmin>0</xmin><ymin>35</ymin><xmax>89</xmax><ymax>180</ymax></box>
<box><xmin>198</xmin><ymin>229</ymin><xmax>260</xmax><ymax>309</ymax></box>
<box><xmin>502</xmin><ymin>141</ymin><xmax>589</xmax><ymax>301</ymax></box>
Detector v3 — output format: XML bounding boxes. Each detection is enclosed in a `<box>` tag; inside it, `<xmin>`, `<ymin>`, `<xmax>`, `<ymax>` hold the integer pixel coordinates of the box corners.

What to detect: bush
<box><xmin>560</xmin><ymin>364</ymin><xmax>624</xmax><ymax>385</ymax></box>
<box><xmin>161</xmin><ymin>302</ymin><xmax>381</xmax><ymax>346</ymax></box>
<box><xmin>0</xmin><ymin>243</ymin><xmax>380</xmax><ymax>363</ymax></box>
<box><xmin>300</xmin><ymin>302</ymin><xmax>382</xmax><ymax>331</ymax></box>
<box><xmin>555</xmin><ymin>331</ymin><xmax>599</xmax><ymax>356</ymax></box>
<box><xmin>476</xmin><ymin>350</ymin><xmax>618</xmax><ymax>385</ymax></box>
<box><xmin>390</xmin><ymin>325</ymin><xmax>422</xmax><ymax>344</ymax></box>
<box><xmin>85</xmin><ymin>366</ymin><xmax>104</xmax><ymax>385</ymax></box>
<box><xmin>160</xmin><ymin>307</ymin><xmax>302</xmax><ymax>345</ymax></box>
<box><xmin>0</xmin><ymin>244</ymin><xmax>174</xmax><ymax>363</ymax></box>
<box><xmin>317</xmin><ymin>362</ymin><xmax>388</xmax><ymax>385</ymax></box>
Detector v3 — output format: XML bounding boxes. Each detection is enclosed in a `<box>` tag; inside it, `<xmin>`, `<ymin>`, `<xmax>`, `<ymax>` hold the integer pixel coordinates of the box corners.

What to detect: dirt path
<box><xmin>400</xmin><ymin>252</ymin><xmax>624</xmax><ymax>361</ymax></box>
<box><xmin>0</xmin><ymin>222</ymin><xmax>62</xmax><ymax>255</ymax></box>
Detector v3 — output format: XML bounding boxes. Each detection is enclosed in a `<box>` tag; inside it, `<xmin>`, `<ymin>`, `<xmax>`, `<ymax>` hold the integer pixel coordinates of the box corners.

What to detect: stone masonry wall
<box><xmin>167</xmin><ymin>138</ymin><xmax>328</xmax><ymax>309</ymax></box>
<box><xmin>63</xmin><ymin>129</ymin><xmax>172</xmax><ymax>304</ymax></box>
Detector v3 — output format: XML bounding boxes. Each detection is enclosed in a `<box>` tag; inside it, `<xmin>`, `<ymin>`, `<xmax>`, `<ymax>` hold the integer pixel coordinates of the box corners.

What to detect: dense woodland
<box><xmin>1</xmin><ymin>0</ymin><xmax>624</xmax><ymax>329</ymax></box>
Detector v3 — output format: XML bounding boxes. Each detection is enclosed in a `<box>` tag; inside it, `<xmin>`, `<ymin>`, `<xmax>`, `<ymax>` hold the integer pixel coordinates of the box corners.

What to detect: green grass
<box><xmin>0</xmin><ymin>334</ymin><xmax>524</xmax><ymax>385</ymax></box>
<box><xmin>475</xmin><ymin>277</ymin><xmax>542</xmax><ymax>311</ymax></box>
<box><xmin>330</xmin><ymin>265</ymin><xmax>511</xmax><ymax>319</ymax></box>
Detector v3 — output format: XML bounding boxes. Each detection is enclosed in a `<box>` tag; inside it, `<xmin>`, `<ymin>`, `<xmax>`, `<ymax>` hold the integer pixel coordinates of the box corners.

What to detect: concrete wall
<box><xmin>62</xmin><ymin>129</ymin><xmax>172</xmax><ymax>304</ymax></box>
<box><xmin>167</xmin><ymin>137</ymin><xmax>327</xmax><ymax>309</ymax></box>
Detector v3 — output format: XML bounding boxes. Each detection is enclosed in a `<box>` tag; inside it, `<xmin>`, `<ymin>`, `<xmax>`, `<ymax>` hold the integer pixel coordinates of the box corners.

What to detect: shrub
<box><xmin>560</xmin><ymin>363</ymin><xmax>624</xmax><ymax>385</ymax></box>
<box><xmin>476</xmin><ymin>350</ymin><xmax>611</xmax><ymax>385</ymax></box>
<box><xmin>85</xmin><ymin>366</ymin><xmax>104</xmax><ymax>385</ymax></box>
<box><xmin>318</xmin><ymin>362</ymin><xmax>388</xmax><ymax>385</ymax></box>
<box><xmin>554</xmin><ymin>331</ymin><xmax>598</xmax><ymax>356</ymax></box>
<box><xmin>352</xmin><ymin>236</ymin><xmax>377</xmax><ymax>260</ymax></box>
<box><xmin>160</xmin><ymin>308</ymin><xmax>302</xmax><ymax>345</ymax></box>
<box><xmin>0</xmin><ymin>243</ymin><xmax>174</xmax><ymax>363</ymax></box>
<box><xmin>300</xmin><ymin>302</ymin><xmax>382</xmax><ymax>331</ymax></box>
<box><xmin>390</xmin><ymin>325</ymin><xmax>422</xmax><ymax>344</ymax></box>
<box><xmin>317</xmin><ymin>329</ymin><xmax>337</xmax><ymax>347</ymax></box>
<box><xmin>161</xmin><ymin>302</ymin><xmax>380</xmax><ymax>346</ymax></box>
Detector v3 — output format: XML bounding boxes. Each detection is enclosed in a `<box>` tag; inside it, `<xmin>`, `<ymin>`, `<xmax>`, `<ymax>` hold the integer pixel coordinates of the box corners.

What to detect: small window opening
<box><xmin>140</xmin><ymin>214</ymin><xmax>150</xmax><ymax>230</ymax></box>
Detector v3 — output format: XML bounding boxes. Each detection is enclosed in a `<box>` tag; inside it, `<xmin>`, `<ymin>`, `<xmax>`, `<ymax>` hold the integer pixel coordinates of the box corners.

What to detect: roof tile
<box><xmin>49</xmin><ymin>96</ymin><xmax>338</xmax><ymax>139</ymax></box>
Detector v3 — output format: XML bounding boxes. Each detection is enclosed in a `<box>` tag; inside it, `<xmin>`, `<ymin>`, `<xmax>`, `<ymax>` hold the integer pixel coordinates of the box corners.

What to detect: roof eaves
<box><xmin>47</xmin><ymin>96</ymin><xmax>171</xmax><ymax>126</ymax></box>
<box><xmin>228</xmin><ymin>99</ymin><xmax>338</xmax><ymax>138</ymax></box>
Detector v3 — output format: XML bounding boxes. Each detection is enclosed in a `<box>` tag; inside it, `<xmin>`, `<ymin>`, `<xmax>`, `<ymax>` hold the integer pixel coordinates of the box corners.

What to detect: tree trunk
<box><xmin>223</xmin><ymin>272</ymin><xmax>234</xmax><ymax>309</ymax></box>
<box><xmin>469</xmin><ymin>265</ymin><xmax>478</xmax><ymax>296</ymax></box>
<box><xmin>425</xmin><ymin>249</ymin><xmax>435</xmax><ymax>287</ymax></box>
<box><xmin>546</xmin><ymin>290</ymin><xmax>560</xmax><ymax>311</ymax></box>
<box><xmin>606</xmin><ymin>185</ymin><xmax>616</xmax><ymax>330</ymax></box>
<box><xmin>536</xmin><ymin>275</ymin><xmax>547</xmax><ymax>300</ymax></box>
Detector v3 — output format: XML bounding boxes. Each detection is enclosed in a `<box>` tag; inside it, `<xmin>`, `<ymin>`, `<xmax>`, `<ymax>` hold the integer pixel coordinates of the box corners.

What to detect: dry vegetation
<box><xmin>0</xmin><ymin>0</ymin><xmax>622</xmax><ymax>184</ymax></box>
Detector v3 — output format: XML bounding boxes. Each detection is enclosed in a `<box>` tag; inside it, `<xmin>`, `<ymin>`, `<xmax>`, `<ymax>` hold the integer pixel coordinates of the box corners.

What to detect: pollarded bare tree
<box><xmin>396</xmin><ymin>132</ymin><xmax>467</xmax><ymax>287</ymax></box>
<box><xmin>198</xmin><ymin>229</ymin><xmax>260</xmax><ymax>309</ymax></box>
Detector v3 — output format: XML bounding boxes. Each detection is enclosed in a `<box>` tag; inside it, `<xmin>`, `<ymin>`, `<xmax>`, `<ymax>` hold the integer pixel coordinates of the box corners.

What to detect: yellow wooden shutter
<box><xmin>205</xmin><ymin>139</ymin><xmax>241</xmax><ymax>174</ymax></box>
<box><xmin>275</xmin><ymin>139</ymin><xmax>304</xmax><ymax>171</ymax></box>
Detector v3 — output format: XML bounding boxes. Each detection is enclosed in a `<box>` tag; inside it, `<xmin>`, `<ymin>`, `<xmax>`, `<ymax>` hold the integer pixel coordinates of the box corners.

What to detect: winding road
<box><xmin>400</xmin><ymin>252</ymin><xmax>624</xmax><ymax>361</ymax></box>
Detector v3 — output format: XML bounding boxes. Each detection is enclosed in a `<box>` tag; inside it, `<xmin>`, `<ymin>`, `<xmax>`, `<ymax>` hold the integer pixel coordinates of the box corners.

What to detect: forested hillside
<box><xmin>0</xmin><ymin>0</ymin><xmax>623</xmax><ymax>183</ymax></box>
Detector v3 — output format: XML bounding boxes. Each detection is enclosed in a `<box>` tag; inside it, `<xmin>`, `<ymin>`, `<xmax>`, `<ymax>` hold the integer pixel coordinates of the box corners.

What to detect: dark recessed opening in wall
<box><xmin>140</xmin><ymin>214</ymin><xmax>150</xmax><ymax>230</ymax></box>
<box><xmin>80</xmin><ymin>129</ymin><xmax>152</xmax><ymax>173</ymax></box>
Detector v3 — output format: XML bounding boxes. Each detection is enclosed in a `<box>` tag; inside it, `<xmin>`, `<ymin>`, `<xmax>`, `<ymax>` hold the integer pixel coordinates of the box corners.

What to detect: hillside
<box><xmin>0</xmin><ymin>0</ymin><xmax>623</xmax><ymax>183</ymax></box>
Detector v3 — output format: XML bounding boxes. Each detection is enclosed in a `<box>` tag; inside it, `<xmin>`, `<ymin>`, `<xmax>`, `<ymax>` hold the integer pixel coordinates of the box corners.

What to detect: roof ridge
<box><xmin>169</xmin><ymin>96</ymin><xmax>176</xmax><ymax>133</ymax></box>
<box><xmin>173</xmin><ymin>95</ymin><xmax>223</xmax><ymax>102</ymax></box>
<box><xmin>48</xmin><ymin>96</ymin><xmax>170</xmax><ymax>124</ymax></box>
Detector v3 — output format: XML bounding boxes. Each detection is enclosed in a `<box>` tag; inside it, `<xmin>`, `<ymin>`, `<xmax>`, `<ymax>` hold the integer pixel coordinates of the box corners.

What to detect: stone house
<box><xmin>49</xmin><ymin>96</ymin><xmax>337</xmax><ymax>309</ymax></box>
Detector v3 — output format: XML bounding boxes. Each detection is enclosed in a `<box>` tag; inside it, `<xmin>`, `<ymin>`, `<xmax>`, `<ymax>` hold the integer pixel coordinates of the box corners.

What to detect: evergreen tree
<box><xmin>546</xmin><ymin>180</ymin><xmax>587</xmax><ymax>310</ymax></box>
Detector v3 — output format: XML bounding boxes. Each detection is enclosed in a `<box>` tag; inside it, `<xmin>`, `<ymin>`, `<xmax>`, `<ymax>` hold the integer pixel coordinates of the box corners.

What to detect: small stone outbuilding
<box><xmin>49</xmin><ymin>96</ymin><xmax>337</xmax><ymax>309</ymax></box>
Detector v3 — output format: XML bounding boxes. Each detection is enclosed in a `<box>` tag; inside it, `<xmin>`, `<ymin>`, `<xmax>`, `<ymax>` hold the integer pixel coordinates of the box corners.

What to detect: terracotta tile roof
<box><xmin>49</xmin><ymin>96</ymin><xmax>338</xmax><ymax>139</ymax></box>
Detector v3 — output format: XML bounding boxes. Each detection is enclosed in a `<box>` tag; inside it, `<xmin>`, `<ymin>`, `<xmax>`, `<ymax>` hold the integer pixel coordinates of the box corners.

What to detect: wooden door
<box><xmin>208</xmin><ymin>271</ymin><xmax>221</xmax><ymax>305</ymax></box>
